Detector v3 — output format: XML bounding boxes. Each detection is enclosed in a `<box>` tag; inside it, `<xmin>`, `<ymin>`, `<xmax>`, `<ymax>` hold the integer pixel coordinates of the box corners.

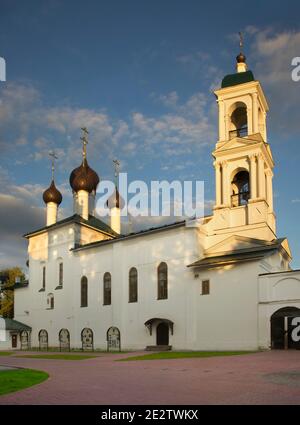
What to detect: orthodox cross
<box><xmin>80</xmin><ymin>127</ymin><xmax>89</xmax><ymax>159</ymax></box>
<box><xmin>113</xmin><ymin>159</ymin><xmax>120</xmax><ymax>179</ymax></box>
<box><xmin>239</xmin><ymin>31</ymin><xmax>244</xmax><ymax>51</ymax></box>
<box><xmin>49</xmin><ymin>151</ymin><xmax>58</xmax><ymax>181</ymax></box>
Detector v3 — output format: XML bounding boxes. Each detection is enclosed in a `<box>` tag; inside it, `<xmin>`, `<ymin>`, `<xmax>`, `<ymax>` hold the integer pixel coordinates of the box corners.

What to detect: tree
<box><xmin>0</xmin><ymin>267</ymin><xmax>25</xmax><ymax>318</ymax></box>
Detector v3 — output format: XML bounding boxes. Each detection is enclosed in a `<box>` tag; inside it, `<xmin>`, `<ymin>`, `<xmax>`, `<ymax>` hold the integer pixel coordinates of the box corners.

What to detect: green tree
<box><xmin>0</xmin><ymin>267</ymin><xmax>25</xmax><ymax>318</ymax></box>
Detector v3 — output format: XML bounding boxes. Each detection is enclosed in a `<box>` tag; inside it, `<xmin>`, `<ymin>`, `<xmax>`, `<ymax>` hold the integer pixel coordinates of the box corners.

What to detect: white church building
<box><xmin>10</xmin><ymin>48</ymin><xmax>300</xmax><ymax>352</ymax></box>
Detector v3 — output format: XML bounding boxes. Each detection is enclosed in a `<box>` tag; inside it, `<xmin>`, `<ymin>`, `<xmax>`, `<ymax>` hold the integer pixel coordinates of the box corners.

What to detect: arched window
<box><xmin>229</xmin><ymin>103</ymin><xmax>248</xmax><ymax>138</ymax></box>
<box><xmin>80</xmin><ymin>276</ymin><xmax>88</xmax><ymax>307</ymax></box>
<box><xmin>231</xmin><ymin>170</ymin><xmax>250</xmax><ymax>207</ymax></box>
<box><xmin>129</xmin><ymin>267</ymin><xmax>138</xmax><ymax>303</ymax></box>
<box><xmin>47</xmin><ymin>293</ymin><xmax>54</xmax><ymax>309</ymax></box>
<box><xmin>103</xmin><ymin>272</ymin><xmax>111</xmax><ymax>305</ymax></box>
<box><xmin>157</xmin><ymin>262</ymin><xmax>168</xmax><ymax>300</ymax></box>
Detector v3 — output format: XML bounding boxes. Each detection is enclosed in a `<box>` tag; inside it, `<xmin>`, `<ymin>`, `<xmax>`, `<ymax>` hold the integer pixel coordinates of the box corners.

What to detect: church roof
<box><xmin>187</xmin><ymin>238</ymin><xmax>286</xmax><ymax>269</ymax></box>
<box><xmin>0</xmin><ymin>318</ymin><xmax>31</xmax><ymax>331</ymax></box>
<box><xmin>221</xmin><ymin>70</ymin><xmax>255</xmax><ymax>88</ymax></box>
<box><xmin>24</xmin><ymin>214</ymin><xmax>118</xmax><ymax>238</ymax></box>
<box><xmin>13</xmin><ymin>280</ymin><xmax>29</xmax><ymax>290</ymax></box>
<box><xmin>72</xmin><ymin>219</ymin><xmax>187</xmax><ymax>252</ymax></box>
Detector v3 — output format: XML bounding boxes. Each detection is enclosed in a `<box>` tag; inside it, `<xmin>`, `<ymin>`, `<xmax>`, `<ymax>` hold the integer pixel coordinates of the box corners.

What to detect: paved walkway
<box><xmin>0</xmin><ymin>351</ymin><xmax>299</xmax><ymax>404</ymax></box>
<box><xmin>0</xmin><ymin>365</ymin><xmax>18</xmax><ymax>371</ymax></box>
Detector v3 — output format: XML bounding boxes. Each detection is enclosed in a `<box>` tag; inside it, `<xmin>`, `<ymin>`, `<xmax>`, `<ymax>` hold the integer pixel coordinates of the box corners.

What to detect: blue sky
<box><xmin>1</xmin><ymin>0</ymin><xmax>300</xmax><ymax>269</ymax></box>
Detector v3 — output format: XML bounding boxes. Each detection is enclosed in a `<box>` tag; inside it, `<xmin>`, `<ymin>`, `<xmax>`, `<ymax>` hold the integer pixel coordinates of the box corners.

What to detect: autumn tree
<box><xmin>0</xmin><ymin>267</ymin><xmax>25</xmax><ymax>318</ymax></box>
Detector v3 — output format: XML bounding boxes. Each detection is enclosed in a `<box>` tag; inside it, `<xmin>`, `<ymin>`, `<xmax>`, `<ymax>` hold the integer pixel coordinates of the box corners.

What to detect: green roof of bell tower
<box><xmin>221</xmin><ymin>70</ymin><xmax>255</xmax><ymax>88</ymax></box>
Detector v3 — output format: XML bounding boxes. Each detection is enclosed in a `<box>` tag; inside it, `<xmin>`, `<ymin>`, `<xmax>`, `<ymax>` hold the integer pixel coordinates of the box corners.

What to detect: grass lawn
<box><xmin>0</xmin><ymin>352</ymin><xmax>13</xmax><ymax>356</ymax></box>
<box><xmin>119</xmin><ymin>351</ymin><xmax>256</xmax><ymax>361</ymax></box>
<box><xmin>0</xmin><ymin>369</ymin><xmax>48</xmax><ymax>396</ymax></box>
<box><xmin>19</xmin><ymin>354</ymin><xmax>97</xmax><ymax>360</ymax></box>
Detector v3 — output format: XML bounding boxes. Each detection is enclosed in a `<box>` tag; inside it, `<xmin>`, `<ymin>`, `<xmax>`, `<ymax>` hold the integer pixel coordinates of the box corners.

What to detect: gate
<box><xmin>20</xmin><ymin>330</ymin><xmax>30</xmax><ymax>350</ymax></box>
<box><xmin>107</xmin><ymin>327</ymin><xmax>121</xmax><ymax>352</ymax></box>
<box><xmin>59</xmin><ymin>328</ymin><xmax>70</xmax><ymax>351</ymax></box>
<box><xmin>81</xmin><ymin>328</ymin><xmax>94</xmax><ymax>351</ymax></box>
<box><xmin>39</xmin><ymin>329</ymin><xmax>48</xmax><ymax>351</ymax></box>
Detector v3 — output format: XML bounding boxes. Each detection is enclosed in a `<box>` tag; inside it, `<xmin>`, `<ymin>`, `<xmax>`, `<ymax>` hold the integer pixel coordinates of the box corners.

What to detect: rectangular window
<box><xmin>42</xmin><ymin>266</ymin><xmax>46</xmax><ymax>290</ymax></box>
<box><xmin>201</xmin><ymin>280</ymin><xmax>210</xmax><ymax>295</ymax></box>
<box><xmin>59</xmin><ymin>263</ymin><xmax>63</xmax><ymax>286</ymax></box>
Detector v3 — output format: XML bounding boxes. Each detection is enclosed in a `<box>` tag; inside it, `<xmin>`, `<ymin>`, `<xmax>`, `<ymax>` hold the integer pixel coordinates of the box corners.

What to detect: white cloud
<box><xmin>0</xmin><ymin>81</ymin><xmax>217</xmax><ymax>267</ymax></box>
<box><xmin>248</xmin><ymin>28</ymin><xmax>300</xmax><ymax>134</ymax></box>
<box><xmin>1</xmin><ymin>82</ymin><xmax>215</xmax><ymax>173</ymax></box>
<box><xmin>157</xmin><ymin>91</ymin><xmax>179</xmax><ymax>108</ymax></box>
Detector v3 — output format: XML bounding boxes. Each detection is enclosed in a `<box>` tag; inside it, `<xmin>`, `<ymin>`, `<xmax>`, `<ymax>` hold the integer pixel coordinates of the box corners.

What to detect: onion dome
<box><xmin>107</xmin><ymin>187</ymin><xmax>124</xmax><ymax>209</ymax></box>
<box><xmin>69</xmin><ymin>158</ymin><xmax>99</xmax><ymax>193</ymax></box>
<box><xmin>43</xmin><ymin>180</ymin><xmax>62</xmax><ymax>205</ymax></box>
<box><xmin>236</xmin><ymin>52</ymin><xmax>246</xmax><ymax>63</ymax></box>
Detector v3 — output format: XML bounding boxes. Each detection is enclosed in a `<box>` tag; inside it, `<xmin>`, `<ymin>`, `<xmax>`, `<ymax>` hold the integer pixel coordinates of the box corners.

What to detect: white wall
<box><xmin>14</xmin><ymin>221</ymin><xmax>292</xmax><ymax>351</ymax></box>
<box><xmin>258</xmin><ymin>269</ymin><xmax>300</xmax><ymax>349</ymax></box>
<box><xmin>15</xmin><ymin>224</ymin><xmax>207</xmax><ymax>350</ymax></box>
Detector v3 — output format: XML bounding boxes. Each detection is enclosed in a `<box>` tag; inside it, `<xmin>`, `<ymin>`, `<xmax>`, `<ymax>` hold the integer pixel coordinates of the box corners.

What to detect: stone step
<box><xmin>145</xmin><ymin>345</ymin><xmax>172</xmax><ymax>351</ymax></box>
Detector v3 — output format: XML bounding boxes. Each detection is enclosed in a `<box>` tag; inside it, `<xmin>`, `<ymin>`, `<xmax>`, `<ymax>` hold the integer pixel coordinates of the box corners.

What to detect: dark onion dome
<box><xmin>43</xmin><ymin>180</ymin><xmax>62</xmax><ymax>205</ymax></box>
<box><xmin>72</xmin><ymin>166</ymin><xmax>95</xmax><ymax>193</ymax></box>
<box><xmin>236</xmin><ymin>52</ymin><xmax>246</xmax><ymax>63</ymax></box>
<box><xmin>69</xmin><ymin>158</ymin><xmax>99</xmax><ymax>193</ymax></box>
<box><xmin>106</xmin><ymin>187</ymin><xmax>125</xmax><ymax>209</ymax></box>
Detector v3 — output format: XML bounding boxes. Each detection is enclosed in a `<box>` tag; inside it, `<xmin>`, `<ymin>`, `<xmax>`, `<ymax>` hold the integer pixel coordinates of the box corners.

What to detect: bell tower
<box><xmin>206</xmin><ymin>42</ymin><xmax>276</xmax><ymax>244</ymax></box>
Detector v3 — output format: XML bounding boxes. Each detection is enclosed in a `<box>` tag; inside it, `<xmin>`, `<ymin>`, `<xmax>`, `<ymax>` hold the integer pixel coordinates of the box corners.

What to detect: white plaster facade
<box><xmin>11</xmin><ymin>54</ymin><xmax>300</xmax><ymax>351</ymax></box>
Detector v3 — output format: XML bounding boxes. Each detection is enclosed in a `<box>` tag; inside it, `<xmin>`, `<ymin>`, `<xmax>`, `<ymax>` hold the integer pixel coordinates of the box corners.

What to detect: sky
<box><xmin>1</xmin><ymin>0</ymin><xmax>300</xmax><ymax>270</ymax></box>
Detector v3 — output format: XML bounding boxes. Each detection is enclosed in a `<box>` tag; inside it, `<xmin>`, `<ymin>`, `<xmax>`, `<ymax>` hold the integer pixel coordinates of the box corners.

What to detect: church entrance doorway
<box><xmin>271</xmin><ymin>307</ymin><xmax>300</xmax><ymax>349</ymax></box>
<box><xmin>156</xmin><ymin>322</ymin><xmax>169</xmax><ymax>346</ymax></box>
<box><xmin>11</xmin><ymin>334</ymin><xmax>18</xmax><ymax>348</ymax></box>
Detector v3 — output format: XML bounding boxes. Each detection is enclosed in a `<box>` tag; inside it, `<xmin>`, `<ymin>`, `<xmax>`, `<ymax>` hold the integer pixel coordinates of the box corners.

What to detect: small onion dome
<box><xmin>106</xmin><ymin>188</ymin><xmax>125</xmax><ymax>209</ymax></box>
<box><xmin>43</xmin><ymin>180</ymin><xmax>62</xmax><ymax>205</ymax></box>
<box><xmin>236</xmin><ymin>52</ymin><xmax>246</xmax><ymax>63</ymax></box>
<box><xmin>69</xmin><ymin>158</ymin><xmax>99</xmax><ymax>193</ymax></box>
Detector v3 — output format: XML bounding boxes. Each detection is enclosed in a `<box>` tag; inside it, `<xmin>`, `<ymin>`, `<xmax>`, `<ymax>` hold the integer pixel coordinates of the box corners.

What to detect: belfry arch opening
<box><xmin>231</xmin><ymin>170</ymin><xmax>250</xmax><ymax>207</ymax></box>
<box><xmin>229</xmin><ymin>103</ymin><xmax>248</xmax><ymax>138</ymax></box>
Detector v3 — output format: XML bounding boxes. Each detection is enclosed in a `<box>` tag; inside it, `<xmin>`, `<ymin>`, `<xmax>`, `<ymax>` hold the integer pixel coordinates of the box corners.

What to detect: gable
<box><xmin>205</xmin><ymin>235</ymin><xmax>276</xmax><ymax>256</ymax></box>
<box><xmin>215</xmin><ymin>135</ymin><xmax>263</xmax><ymax>153</ymax></box>
<box><xmin>281</xmin><ymin>239</ymin><xmax>292</xmax><ymax>259</ymax></box>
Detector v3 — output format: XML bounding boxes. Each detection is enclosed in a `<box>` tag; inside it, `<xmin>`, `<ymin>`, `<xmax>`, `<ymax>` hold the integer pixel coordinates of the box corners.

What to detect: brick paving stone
<box><xmin>0</xmin><ymin>351</ymin><xmax>299</xmax><ymax>405</ymax></box>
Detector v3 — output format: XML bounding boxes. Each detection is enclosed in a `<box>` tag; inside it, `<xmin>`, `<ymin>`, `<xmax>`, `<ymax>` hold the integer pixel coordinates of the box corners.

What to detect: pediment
<box><xmin>205</xmin><ymin>235</ymin><xmax>274</xmax><ymax>256</ymax></box>
<box><xmin>215</xmin><ymin>136</ymin><xmax>261</xmax><ymax>153</ymax></box>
